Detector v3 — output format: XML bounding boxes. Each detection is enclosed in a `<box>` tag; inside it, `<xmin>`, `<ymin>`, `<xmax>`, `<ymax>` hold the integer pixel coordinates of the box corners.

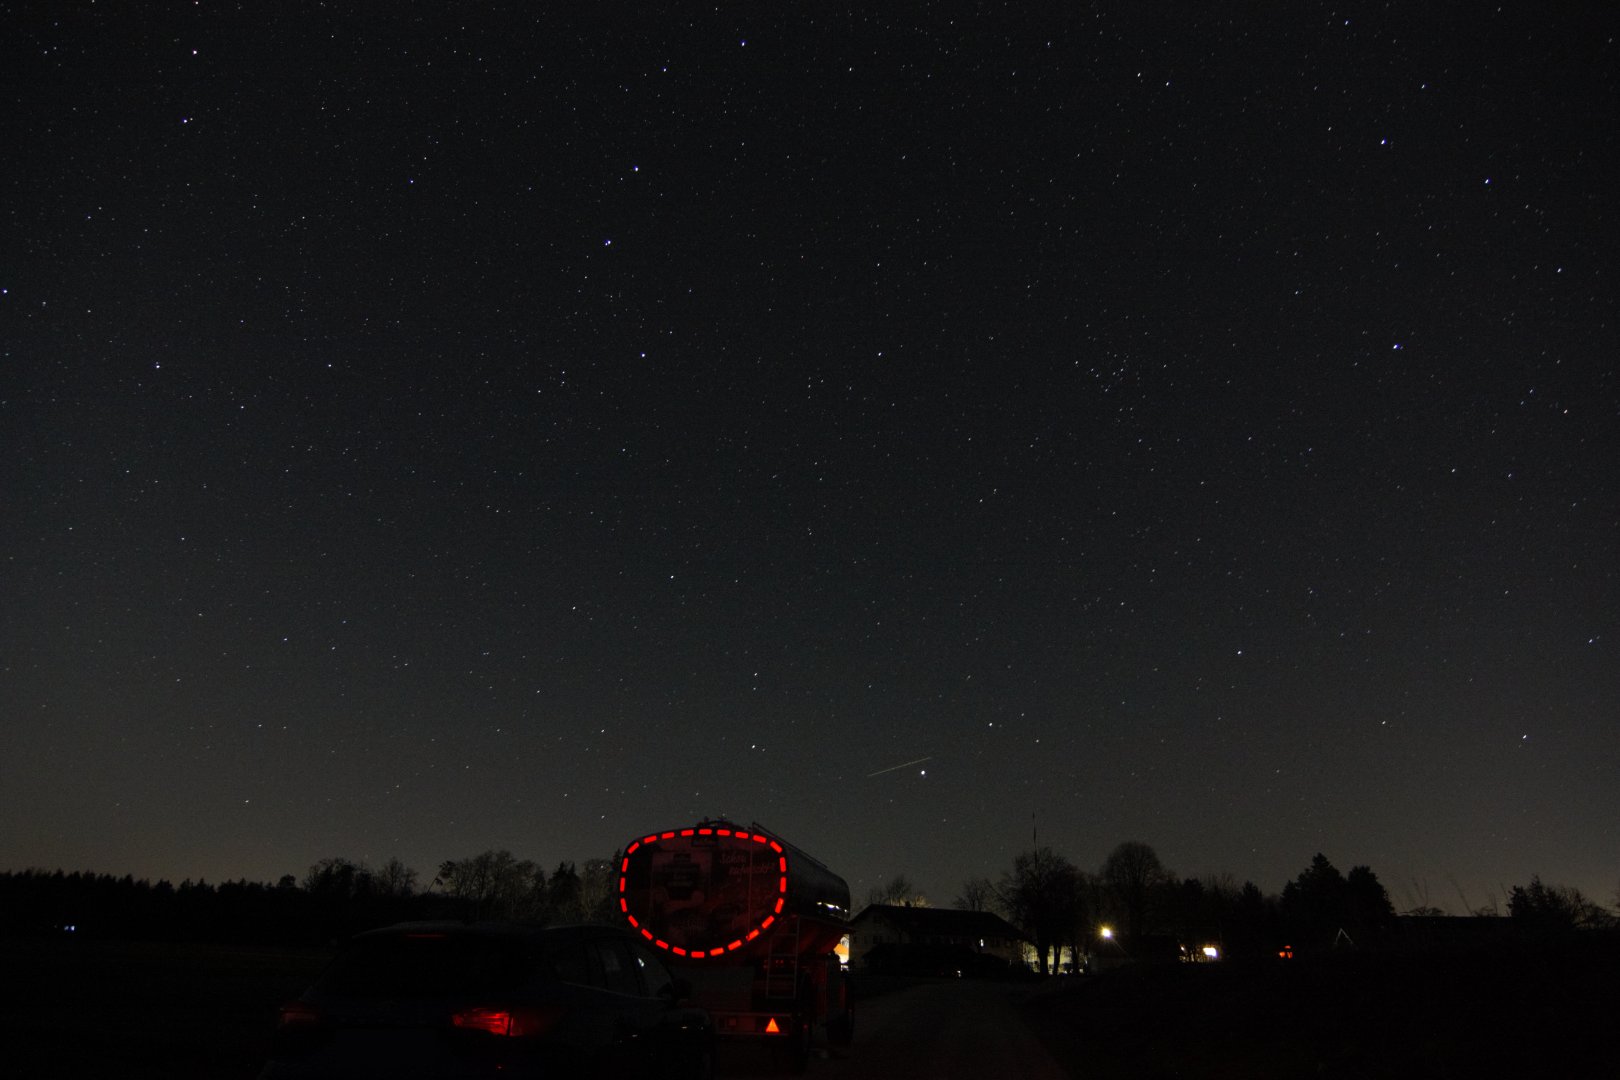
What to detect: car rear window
<box><xmin>318</xmin><ymin>933</ymin><xmax>534</xmax><ymax>999</ymax></box>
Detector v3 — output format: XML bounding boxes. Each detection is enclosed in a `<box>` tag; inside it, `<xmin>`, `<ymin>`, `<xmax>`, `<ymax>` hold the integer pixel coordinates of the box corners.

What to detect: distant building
<box><xmin>847</xmin><ymin>904</ymin><xmax>1028</xmax><ymax>971</ymax></box>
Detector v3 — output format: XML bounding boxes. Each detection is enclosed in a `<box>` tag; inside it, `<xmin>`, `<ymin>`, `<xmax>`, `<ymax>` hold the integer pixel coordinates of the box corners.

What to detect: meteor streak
<box><xmin>865</xmin><ymin>756</ymin><xmax>933</xmax><ymax>778</ymax></box>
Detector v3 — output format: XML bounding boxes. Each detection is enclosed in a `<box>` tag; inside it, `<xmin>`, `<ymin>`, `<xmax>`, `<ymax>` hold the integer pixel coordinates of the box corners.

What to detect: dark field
<box><xmin>1021</xmin><ymin>938</ymin><xmax>1620</xmax><ymax>1079</ymax></box>
<box><xmin>3</xmin><ymin>936</ymin><xmax>1616</xmax><ymax>1078</ymax></box>
<box><xmin>1</xmin><ymin>938</ymin><xmax>331</xmax><ymax>1079</ymax></box>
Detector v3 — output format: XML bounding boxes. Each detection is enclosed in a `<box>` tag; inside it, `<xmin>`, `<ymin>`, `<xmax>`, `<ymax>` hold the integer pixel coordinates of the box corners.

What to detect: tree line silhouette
<box><xmin>909</xmin><ymin>842</ymin><xmax>1612</xmax><ymax>973</ymax></box>
<box><xmin>0</xmin><ymin>849</ymin><xmax>619</xmax><ymax>946</ymax></box>
<box><xmin>2</xmin><ymin>843</ymin><xmax>1611</xmax><ymax>955</ymax></box>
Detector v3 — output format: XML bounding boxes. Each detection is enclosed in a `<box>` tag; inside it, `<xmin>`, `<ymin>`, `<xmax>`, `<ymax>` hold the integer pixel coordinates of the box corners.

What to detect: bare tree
<box><xmin>997</xmin><ymin>847</ymin><xmax>1080</xmax><ymax>974</ymax></box>
<box><xmin>954</xmin><ymin>876</ymin><xmax>996</xmax><ymax>912</ymax></box>
<box><xmin>435</xmin><ymin>850</ymin><xmax>544</xmax><ymax>921</ymax></box>
<box><xmin>544</xmin><ymin>861</ymin><xmax>582</xmax><ymax>923</ymax></box>
<box><xmin>303</xmin><ymin>857</ymin><xmax>373</xmax><ymax>900</ymax></box>
<box><xmin>1061</xmin><ymin>870</ymin><xmax>1100</xmax><ymax>973</ymax></box>
<box><xmin>866</xmin><ymin>874</ymin><xmax>928</xmax><ymax>908</ymax></box>
<box><xmin>1100</xmin><ymin>841</ymin><xmax>1169</xmax><ymax>941</ymax></box>
<box><xmin>579</xmin><ymin>857</ymin><xmax>617</xmax><ymax>923</ymax></box>
<box><xmin>375</xmin><ymin>857</ymin><xmax>418</xmax><ymax>898</ymax></box>
<box><xmin>1509</xmin><ymin>876</ymin><xmax>1612</xmax><ymax>931</ymax></box>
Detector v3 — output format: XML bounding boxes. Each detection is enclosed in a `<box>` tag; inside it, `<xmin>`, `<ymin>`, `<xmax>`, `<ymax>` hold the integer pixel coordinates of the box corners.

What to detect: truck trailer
<box><xmin>618</xmin><ymin>821</ymin><xmax>852</xmax><ymax>1069</ymax></box>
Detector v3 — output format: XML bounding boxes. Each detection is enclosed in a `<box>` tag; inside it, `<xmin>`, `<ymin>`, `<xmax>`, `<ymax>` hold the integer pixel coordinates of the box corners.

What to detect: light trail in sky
<box><xmin>865</xmin><ymin>756</ymin><xmax>933</xmax><ymax>778</ymax></box>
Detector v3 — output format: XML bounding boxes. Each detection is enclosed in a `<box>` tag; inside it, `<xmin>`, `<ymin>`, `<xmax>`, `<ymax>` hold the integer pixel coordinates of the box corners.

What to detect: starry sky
<box><xmin>3</xmin><ymin>3</ymin><xmax>1616</xmax><ymax>915</ymax></box>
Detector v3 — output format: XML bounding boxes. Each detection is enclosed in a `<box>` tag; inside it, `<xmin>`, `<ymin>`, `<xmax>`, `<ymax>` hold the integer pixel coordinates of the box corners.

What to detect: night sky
<box><xmin>4</xmin><ymin>3</ymin><xmax>1616</xmax><ymax>915</ymax></box>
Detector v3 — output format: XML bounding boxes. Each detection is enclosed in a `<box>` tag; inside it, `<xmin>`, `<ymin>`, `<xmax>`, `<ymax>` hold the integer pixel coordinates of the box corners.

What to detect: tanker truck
<box><xmin>618</xmin><ymin>820</ymin><xmax>852</xmax><ymax>1070</ymax></box>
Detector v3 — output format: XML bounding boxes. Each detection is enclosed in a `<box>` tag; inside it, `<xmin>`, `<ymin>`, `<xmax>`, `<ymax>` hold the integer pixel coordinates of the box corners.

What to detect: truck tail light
<box><xmin>277</xmin><ymin>1002</ymin><xmax>321</xmax><ymax>1029</ymax></box>
<box><xmin>451</xmin><ymin>1005</ymin><xmax>564</xmax><ymax>1038</ymax></box>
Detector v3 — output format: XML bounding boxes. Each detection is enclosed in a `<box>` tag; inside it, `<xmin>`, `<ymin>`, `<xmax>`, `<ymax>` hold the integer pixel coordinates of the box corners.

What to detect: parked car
<box><xmin>260</xmin><ymin>921</ymin><xmax>714</xmax><ymax>1079</ymax></box>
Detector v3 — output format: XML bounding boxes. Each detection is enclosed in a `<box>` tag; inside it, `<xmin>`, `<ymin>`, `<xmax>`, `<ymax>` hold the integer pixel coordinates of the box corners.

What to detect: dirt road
<box><xmin>716</xmin><ymin>978</ymin><xmax>1071</xmax><ymax>1080</ymax></box>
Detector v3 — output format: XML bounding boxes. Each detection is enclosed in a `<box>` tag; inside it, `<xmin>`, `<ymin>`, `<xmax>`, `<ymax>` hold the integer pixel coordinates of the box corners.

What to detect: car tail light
<box><xmin>451</xmin><ymin>1005</ymin><xmax>563</xmax><ymax>1038</ymax></box>
<box><xmin>277</xmin><ymin>1002</ymin><xmax>321</xmax><ymax>1028</ymax></box>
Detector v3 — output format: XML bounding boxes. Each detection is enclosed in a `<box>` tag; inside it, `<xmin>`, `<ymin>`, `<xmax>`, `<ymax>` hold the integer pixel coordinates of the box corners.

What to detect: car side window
<box><xmin>627</xmin><ymin>941</ymin><xmax>674</xmax><ymax>998</ymax></box>
<box><xmin>591</xmin><ymin>938</ymin><xmax>642</xmax><ymax>997</ymax></box>
<box><xmin>547</xmin><ymin>941</ymin><xmax>593</xmax><ymax>988</ymax></box>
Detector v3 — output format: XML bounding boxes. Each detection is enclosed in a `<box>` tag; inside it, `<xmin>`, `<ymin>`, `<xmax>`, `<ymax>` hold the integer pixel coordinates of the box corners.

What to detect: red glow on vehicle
<box><xmin>453</xmin><ymin>1007</ymin><xmax>514</xmax><ymax>1036</ymax></box>
<box><xmin>617</xmin><ymin>826</ymin><xmax>792</xmax><ymax>959</ymax></box>
<box><xmin>278</xmin><ymin>1002</ymin><xmax>320</xmax><ymax>1028</ymax></box>
<box><xmin>452</xmin><ymin>1006</ymin><xmax>562</xmax><ymax>1038</ymax></box>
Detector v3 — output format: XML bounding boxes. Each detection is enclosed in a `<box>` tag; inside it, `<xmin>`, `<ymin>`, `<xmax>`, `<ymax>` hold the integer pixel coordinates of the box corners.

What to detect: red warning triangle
<box><xmin>765</xmin><ymin>1018</ymin><xmax>781</xmax><ymax>1034</ymax></box>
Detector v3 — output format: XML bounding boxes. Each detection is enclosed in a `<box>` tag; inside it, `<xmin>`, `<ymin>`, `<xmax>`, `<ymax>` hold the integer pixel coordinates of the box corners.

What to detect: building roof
<box><xmin>851</xmin><ymin>904</ymin><xmax>1028</xmax><ymax>942</ymax></box>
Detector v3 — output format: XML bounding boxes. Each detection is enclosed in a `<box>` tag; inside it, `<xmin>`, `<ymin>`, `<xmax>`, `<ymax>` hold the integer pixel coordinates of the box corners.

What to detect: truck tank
<box><xmin>618</xmin><ymin>820</ymin><xmax>850</xmax><ymax>962</ymax></box>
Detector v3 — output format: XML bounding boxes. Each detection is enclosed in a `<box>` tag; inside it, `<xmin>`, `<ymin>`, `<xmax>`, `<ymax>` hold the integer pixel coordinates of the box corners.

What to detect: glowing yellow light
<box><xmin>1202</xmin><ymin>945</ymin><xmax>1219</xmax><ymax>959</ymax></box>
<box><xmin>1099</xmin><ymin>926</ymin><xmax>1114</xmax><ymax>939</ymax></box>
